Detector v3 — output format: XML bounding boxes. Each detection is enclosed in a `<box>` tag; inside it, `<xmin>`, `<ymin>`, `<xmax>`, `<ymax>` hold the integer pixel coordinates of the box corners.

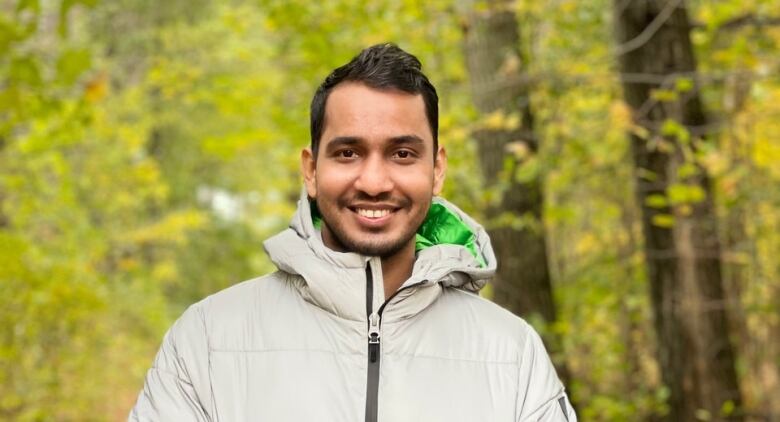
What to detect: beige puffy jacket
<box><xmin>129</xmin><ymin>194</ymin><xmax>576</xmax><ymax>421</ymax></box>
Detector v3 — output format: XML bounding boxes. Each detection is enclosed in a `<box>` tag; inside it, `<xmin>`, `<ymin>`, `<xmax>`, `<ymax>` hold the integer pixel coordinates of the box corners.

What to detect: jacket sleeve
<box><xmin>129</xmin><ymin>304</ymin><xmax>212</xmax><ymax>422</ymax></box>
<box><xmin>515</xmin><ymin>323</ymin><xmax>577</xmax><ymax>422</ymax></box>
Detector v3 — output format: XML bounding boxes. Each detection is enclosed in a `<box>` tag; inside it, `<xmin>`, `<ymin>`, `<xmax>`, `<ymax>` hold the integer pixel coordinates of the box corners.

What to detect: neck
<box><xmin>380</xmin><ymin>241</ymin><xmax>415</xmax><ymax>300</ymax></box>
<box><xmin>319</xmin><ymin>225</ymin><xmax>416</xmax><ymax>300</ymax></box>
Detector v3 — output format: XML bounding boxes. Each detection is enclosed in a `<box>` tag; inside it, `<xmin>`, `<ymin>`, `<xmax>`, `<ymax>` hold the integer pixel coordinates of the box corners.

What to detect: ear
<box><xmin>432</xmin><ymin>146</ymin><xmax>447</xmax><ymax>195</ymax></box>
<box><xmin>301</xmin><ymin>147</ymin><xmax>317</xmax><ymax>198</ymax></box>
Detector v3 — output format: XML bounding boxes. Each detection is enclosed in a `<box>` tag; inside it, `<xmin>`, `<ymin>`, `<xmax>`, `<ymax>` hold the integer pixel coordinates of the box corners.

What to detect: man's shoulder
<box><xmin>441</xmin><ymin>287</ymin><xmax>533</xmax><ymax>326</ymax></box>
<box><xmin>201</xmin><ymin>271</ymin><xmax>285</xmax><ymax>302</ymax></box>
<box><xmin>434</xmin><ymin>287</ymin><xmax>542</xmax><ymax>352</ymax></box>
<box><xmin>195</xmin><ymin>271</ymin><xmax>296</xmax><ymax>321</ymax></box>
<box><xmin>172</xmin><ymin>272</ymin><xmax>291</xmax><ymax>330</ymax></box>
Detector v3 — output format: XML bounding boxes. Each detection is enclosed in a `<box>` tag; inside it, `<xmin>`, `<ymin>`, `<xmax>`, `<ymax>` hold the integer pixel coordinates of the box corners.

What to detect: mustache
<box><xmin>338</xmin><ymin>192</ymin><xmax>409</xmax><ymax>208</ymax></box>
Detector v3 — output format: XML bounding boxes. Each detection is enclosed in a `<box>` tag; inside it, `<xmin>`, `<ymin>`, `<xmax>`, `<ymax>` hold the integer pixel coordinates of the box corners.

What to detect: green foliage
<box><xmin>1</xmin><ymin>0</ymin><xmax>779</xmax><ymax>420</ymax></box>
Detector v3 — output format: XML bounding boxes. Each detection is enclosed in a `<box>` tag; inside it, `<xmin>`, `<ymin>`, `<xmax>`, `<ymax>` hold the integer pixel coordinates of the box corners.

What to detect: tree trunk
<box><xmin>461</xmin><ymin>0</ymin><xmax>569</xmax><ymax>384</ymax></box>
<box><xmin>612</xmin><ymin>1</ymin><xmax>743</xmax><ymax>420</ymax></box>
<box><xmin>721</xmin><ymin>70</ymin><xmax>780</xmax><ymax>418</ymax></box>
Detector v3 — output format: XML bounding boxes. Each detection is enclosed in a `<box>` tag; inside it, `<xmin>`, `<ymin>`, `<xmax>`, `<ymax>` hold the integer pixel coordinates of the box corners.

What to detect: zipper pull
<box><xmin>368</xmin><ymin>312</ymin><xmax>380</xmax><ymax>363</ymax></box>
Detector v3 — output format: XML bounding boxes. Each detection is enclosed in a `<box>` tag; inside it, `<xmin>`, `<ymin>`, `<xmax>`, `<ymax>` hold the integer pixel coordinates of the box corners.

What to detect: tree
<box><xmin>460</xmin><ymin>0</ymin><xmax>569</xmax><ymax>383</ymax></box>
<box><xmin>612</xmin><ymin>0</ymin><xmax>743</xmax><ymax>419</ymax></box>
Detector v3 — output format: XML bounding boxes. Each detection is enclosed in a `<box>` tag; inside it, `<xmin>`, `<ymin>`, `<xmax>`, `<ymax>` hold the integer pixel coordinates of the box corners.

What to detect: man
<box><xmin>130</xmin><ymin>43</ymin><xmax>576</xmax><ymax>421</ymax></box>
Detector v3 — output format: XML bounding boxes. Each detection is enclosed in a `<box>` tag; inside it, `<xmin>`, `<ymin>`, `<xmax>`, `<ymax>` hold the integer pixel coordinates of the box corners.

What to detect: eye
<box><xmin>392</xmin><ymin>149</ymin><xmax>417</xmax><ymax>161</ymax></box>
<box><xmin>339</xmin><ymin>149</ymin><xmax>356</xmax><ymax>158</ymax></box>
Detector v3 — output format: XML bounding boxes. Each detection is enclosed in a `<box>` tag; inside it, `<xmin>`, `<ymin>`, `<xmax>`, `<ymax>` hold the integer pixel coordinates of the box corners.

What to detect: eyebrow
<box><xmin>324</xmin><ymin>136</ymin><xmax>362</xmax><ymax>153</ymax></box>
<box><xmin>323</xmin><ymin>135</ymin><xmax>426</xmax><ymax>152</ymax></box>
<box><xmin>387</xmin><ymin>135</ymin><xmax>425</xmax><ymax>146</ymax></box>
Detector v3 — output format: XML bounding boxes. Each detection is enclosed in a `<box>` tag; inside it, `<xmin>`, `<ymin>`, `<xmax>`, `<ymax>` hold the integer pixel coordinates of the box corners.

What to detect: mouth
<box><xmin>348</xmin><ymin>205</ymin><xmax>401</xmax><ymax>224</ymax></box>
<box><xmin>355</xmin><ymin>208</ymin><xmax>392</xmax><ymax>218</ymax></box>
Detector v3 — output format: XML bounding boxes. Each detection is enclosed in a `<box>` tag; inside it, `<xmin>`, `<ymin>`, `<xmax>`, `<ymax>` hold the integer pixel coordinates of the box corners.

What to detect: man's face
<box><xmin>301</xmin><ymin>82</ymin><xmax>446</xmax><ymax>257</ymax></box>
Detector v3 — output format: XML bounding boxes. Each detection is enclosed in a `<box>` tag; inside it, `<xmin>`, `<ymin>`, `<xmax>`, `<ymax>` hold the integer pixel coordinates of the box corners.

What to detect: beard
<box><xmin>325</xmin><ymin>224</ymin><xmax>413</xmax><ymax>257</ymax></box>
<box><xmin>316</xmin><ymin>193</ymin><xmax>429</xmax><ymax>258</ymax></box>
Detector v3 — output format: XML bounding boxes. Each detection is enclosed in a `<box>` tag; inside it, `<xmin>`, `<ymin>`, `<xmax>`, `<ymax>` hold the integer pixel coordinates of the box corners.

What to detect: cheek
<box><xmin>396</xmin><ymin>170</ymin><xmax>435</xmax><ymax>198</ymax></box>
<box><xmin>315</xmin><ymin>167</ymin><xmax>356</xmax><ymax>199</ymax></box>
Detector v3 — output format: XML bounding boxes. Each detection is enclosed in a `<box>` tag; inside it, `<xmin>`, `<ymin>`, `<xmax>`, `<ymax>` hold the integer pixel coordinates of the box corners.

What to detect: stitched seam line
<box><xmin>210</xmin><ymin>348</ymin><xmax>361</xmax><ymax>356</ymax></box>
<box><xmin>383</xmin><ymin>352</ymin><xmax>517</xmax><ymax>365</ymax></box>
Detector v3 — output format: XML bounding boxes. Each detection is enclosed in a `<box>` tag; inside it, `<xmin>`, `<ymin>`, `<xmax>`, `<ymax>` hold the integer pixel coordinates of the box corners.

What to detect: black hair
<box><xmin>309</xmin><ymin>43</ymin><xmax>439</xmax><ymax>158</ymax></box>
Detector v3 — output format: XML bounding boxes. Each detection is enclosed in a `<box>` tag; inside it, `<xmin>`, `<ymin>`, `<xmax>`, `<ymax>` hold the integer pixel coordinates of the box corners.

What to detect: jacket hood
<box><xmin>263</xmin><ymin>189</ymin><xmax>496</xmax><ymax>321</ymax></box>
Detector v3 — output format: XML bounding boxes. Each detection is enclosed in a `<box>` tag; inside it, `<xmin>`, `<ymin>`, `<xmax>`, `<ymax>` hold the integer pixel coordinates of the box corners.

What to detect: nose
<box><xmin>353</xmin><ymin>154</ymin><xmax>394</xmax><ymax>197</ymax></box>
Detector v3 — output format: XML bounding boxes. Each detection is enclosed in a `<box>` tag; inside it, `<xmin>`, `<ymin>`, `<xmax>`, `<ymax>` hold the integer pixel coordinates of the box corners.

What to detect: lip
<box><xmin>348</xmin><ymin>205</ymin><xmax>399</xmax><ymax>229</ymax></box>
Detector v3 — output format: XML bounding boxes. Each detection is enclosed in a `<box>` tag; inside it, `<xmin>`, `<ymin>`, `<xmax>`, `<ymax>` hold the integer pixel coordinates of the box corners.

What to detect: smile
<box><xmin>355</xmin><ymin>208</ymin><xmax>393</xmax><ymax>219</ymax></box>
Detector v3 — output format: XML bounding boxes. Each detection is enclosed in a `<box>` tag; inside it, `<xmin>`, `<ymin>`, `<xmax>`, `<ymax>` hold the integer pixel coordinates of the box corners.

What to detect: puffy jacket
<box><xmin>129</xmin><ymin>193</ymin><xmax>576</xmax><ymax>421</ymax></box>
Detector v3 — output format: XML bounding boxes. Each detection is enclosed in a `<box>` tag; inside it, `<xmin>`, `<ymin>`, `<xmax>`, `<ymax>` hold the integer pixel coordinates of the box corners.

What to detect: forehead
<box><xmin>321</xmin><ymin>82</ymin><xmax>432</xmax><ymax>146</ymax></box>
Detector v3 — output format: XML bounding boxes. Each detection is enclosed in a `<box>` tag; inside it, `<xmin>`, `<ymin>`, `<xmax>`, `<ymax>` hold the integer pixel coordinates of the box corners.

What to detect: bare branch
<box><xmin>615</xmin><ymin>0</ymin><xmax>684</xmax><ymax>56</ymax></box>
<box><xmin>691</xmin><ymin>13</ymin><xmax>780</xmax><ymax>31</ymax></box>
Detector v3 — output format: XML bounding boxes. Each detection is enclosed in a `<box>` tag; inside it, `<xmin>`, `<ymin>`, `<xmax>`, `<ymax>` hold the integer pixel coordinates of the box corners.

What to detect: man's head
<box><xmin>301</xmin><ymin>44</ymin><xmax>446</xmax><ymax>258</ymax></box>
<box><xmin>309</xmin><ymin>43</ymin><xmax>439</xmax><ymax>159</ymax></box>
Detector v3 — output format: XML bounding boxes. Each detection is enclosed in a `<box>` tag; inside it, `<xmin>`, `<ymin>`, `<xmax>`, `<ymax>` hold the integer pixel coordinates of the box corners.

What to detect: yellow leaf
<box><xmin>126</xmin><ymin>210</ymin><xmax>207</xmax><ymax>245</ymax></box>
<box><xmin>645</xmin><ymin>194</ymin><xmax>668</xmax><ymax>209</ymax></box>
<box><xmin>652</xmin><ymin>214</ymin><xmax>675</xmax><ymax>228</ymax></box>
<box><xmin>505</xmin><ymin>141</ymin><xmax>530</xmax><ymax>159</ymax></box>
<box><xmin>753</xmin><ymin>136</ymin><xmax>780</xmax><ymax>179</ymax></box>
<box><xmin>481</xmin><ymin>110</ymin><xmax>520</xmax><ymax>131</ymax></box>
<box><xmin>609</xmin><ymin>101</ymin><xmax>632</xmax><ymax>129</ymax></box>
<box><xmin>84</xmin><ymin>72</ymin><xmax>108</xmax><ymax>103</ymax></box>
<box><xmin>650</xmin><ymin>88</ymin><xmax>678</xmax><ymax>102</ymax></box>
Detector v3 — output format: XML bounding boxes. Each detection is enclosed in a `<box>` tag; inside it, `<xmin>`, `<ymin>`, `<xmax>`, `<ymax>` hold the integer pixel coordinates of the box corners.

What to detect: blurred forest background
<box><xmin>1</xmin><ymin>0</ymin><xmax>779</xmax><ymax>420</ymax></box>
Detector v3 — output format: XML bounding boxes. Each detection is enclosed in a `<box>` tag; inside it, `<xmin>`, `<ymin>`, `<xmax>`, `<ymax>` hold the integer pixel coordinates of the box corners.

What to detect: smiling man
<box><xmin>130</xmin><ymin>43</ymin><xmax>576</xmax><ymax>422</ymax></box>
<box><xmin>302</xmin><ymin>81</ymin><xmax>446</xmax><ymax>300</ymax></box>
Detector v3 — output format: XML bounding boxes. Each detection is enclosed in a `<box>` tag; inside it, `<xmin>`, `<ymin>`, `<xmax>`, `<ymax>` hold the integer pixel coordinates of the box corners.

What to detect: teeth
<box><xmin>357</xmin><ymin>208</ymin><xmax>390</xmax><ymax>218</ymax></box>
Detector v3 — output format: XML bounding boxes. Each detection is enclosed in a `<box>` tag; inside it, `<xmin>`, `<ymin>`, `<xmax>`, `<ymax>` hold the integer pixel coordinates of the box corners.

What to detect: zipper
<box><xmin>365</xmin><ymin>265</ymin><xmax>380</xmax><ymax>422</ymax></box>
<box><xmin>364</xmin><ymin>262</ymin><xmax>425</xmax><ymax>422</ymax></box>
<box><xmin>368</xmin><ymin>312</ymin><xmax>380</xmax><ymax>363</ymax></box>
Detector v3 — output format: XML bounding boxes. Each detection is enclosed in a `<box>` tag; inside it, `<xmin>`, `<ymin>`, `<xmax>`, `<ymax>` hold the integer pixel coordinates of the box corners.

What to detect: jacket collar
<box><xmin>263</xmin><ymin>189</ymin><xmax>496</xmax><ymax>322</ymax></box>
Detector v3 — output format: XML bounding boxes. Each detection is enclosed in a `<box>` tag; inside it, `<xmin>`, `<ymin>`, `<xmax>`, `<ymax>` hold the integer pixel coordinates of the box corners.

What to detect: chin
<box><xmin>338</xmin><ymin>233</ymin><xmax>412</xmax><ymax>258</ymax></box>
